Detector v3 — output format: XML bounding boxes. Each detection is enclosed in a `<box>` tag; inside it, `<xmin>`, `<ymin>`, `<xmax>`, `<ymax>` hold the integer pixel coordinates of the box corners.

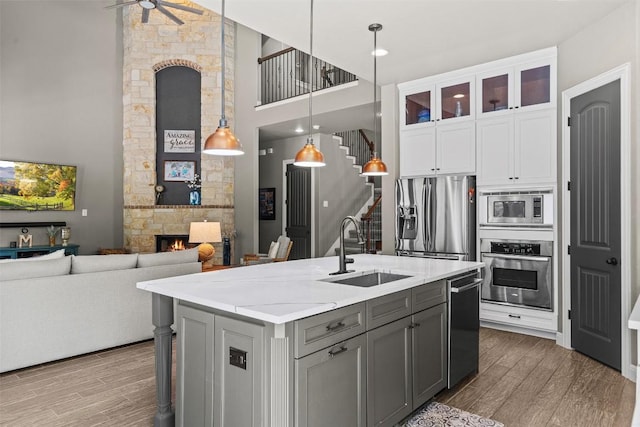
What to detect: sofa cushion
<box><xmin>0</xmin><ymin>249</ymin><xmax>66</xmax><ymax>264</ymax></box>
<box><xmin>71</xmin><ymin>254</ymin><xmax>139</xmax><ymax>274</ymax></box>
<box><xmin>137</xmin><ymin>247</ymin><xmax>199</xmax><ymax>268</ymax></box>
<box><xmin>0</xmin><ymin>256</ymin><xmax>71</xmax><ymax>281</ymax></box>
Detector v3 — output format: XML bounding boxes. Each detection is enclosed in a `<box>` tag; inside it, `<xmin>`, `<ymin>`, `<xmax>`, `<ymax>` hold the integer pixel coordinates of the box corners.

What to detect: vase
<box><xmin>189</xmin><ymin>190</ymin><xmax>201</xmax><ymax>205</ymax></box>
<box><xmin>49</xmin><ymin>236</ymin><xmax>56</xmax><ymax>247</ymax></box>
<box><xmin>223</xmin><ymin>237</ymin><xmax>231</xmax><ymax>266</ymax></box>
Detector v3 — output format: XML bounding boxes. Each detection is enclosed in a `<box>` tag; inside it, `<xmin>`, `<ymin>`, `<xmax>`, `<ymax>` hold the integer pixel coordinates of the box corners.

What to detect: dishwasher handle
<box><xmin>450</xmin><ymin>278</ymin><xmax>483</xmax><ymax>293</ymax></box>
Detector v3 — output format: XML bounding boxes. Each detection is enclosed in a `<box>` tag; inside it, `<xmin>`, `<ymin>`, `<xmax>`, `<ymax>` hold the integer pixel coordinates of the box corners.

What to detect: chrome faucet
<box><xmin>330</xmin><ymin>216</ymin><xmax>365</xmax><ymax>275</ymax></box>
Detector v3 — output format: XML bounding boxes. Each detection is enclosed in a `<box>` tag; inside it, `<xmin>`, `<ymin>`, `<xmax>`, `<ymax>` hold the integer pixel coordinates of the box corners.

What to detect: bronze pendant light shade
<box><xmin>293</xmin><ymin>0</ymin><xmax>325</xmax><ymax>168</ymax></box>
<box><xmin>362</xmin><ymin>23</ymin><xmax>389</xmax><ymax>176</ymax></box>
<box><xmin>203</xmin><ymin>0</ymin><xmax>244</xmax><ymax>156</ymax></box>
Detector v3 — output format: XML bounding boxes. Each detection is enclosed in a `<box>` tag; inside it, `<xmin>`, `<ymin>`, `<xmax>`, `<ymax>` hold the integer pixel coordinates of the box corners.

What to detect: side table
<box><xmin>201</xmin><ymin>264</ymin><xmax>240</xmax><ymax>272</ymax></box>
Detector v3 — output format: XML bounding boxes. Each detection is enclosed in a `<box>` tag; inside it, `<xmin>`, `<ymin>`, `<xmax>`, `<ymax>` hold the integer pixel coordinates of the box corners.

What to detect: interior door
<box><xmin>286</xmin><ymin>163</ymin><xmax>311</xmax><ymax>260</ymax></box>
<box><xmin>570</xmin><ymin>79</ymin><xmax>621</xmax><ymax>371</ymax></box>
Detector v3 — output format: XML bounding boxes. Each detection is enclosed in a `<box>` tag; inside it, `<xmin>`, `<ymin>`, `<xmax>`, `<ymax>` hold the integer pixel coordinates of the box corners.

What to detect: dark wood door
<box><xmin>570</xmin><ymin>79</ymin><xmax>621</xmax><ymax>371</ymax></box>
<box><xmin>286</xmin><ymin>164</ymin><xmax>311</xmax><ymax>260</ymax></box>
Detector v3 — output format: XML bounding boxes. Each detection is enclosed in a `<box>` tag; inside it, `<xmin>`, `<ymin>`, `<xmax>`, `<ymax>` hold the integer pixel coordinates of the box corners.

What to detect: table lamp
<box><xmin>188</xmin><ymin>221</ymin><xmax>222</xmax><ymax>265</ymax></box>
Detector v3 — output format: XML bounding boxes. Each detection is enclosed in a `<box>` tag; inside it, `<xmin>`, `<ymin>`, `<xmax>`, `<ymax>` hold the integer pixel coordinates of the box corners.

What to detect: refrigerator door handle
<box><xmin>422</xmin><ymin>180</ymin><xmax>430</xmax><ymax>249</ymax></box>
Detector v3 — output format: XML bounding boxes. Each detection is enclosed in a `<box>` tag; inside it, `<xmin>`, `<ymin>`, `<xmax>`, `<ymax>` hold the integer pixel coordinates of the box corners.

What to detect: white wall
<box><xmin>0</xmin><ymin>1</ymin><xmax>123</xmax><ymax>253</ymax></box>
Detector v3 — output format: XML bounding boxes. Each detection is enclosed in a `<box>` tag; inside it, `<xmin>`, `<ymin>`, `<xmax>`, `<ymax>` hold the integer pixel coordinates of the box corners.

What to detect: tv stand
<box><xmin>0</xmin><ymin>244</ymin><xmax>79</xmax><ymax>260</ymax></box>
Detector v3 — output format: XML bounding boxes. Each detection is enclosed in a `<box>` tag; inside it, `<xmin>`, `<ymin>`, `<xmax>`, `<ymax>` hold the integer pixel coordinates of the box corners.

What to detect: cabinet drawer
<box><xmin>295</xmin><ymin>303</ymin><xmax>366</xmax><ymax>358</ymax></box>
<box><xmin>480</xmin><ymin>303</ymin><xmax>556</xmax><ymax>332</ymax></box>
<box><xmin>412</xmin><ymin>280</ymin><xmax>447</xmax><ymax>313</ymax></box>
<box><xmin>366</xmin><ymin>290</ymin><xmax>412</xmax><ymax>331</ymax></box>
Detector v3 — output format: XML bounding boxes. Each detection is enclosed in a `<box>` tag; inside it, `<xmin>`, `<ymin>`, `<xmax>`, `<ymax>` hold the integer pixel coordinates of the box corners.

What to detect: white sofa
<box><xmin>0</xmin><ymin>249</ymin><xmax>202</xmax><ymax>372</ymax></box>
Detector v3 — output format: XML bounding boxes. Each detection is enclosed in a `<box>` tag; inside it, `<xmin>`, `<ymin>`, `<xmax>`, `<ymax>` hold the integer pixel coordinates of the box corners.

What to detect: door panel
<box><xmin>570</xmin><ymin>79</ymin><xmax>621</xmax><ymax>370</ymax></box>
<box><xmin>286</xmin><ymin>164</ymin><xmax>311</xmax><ymax>259</ymax></box>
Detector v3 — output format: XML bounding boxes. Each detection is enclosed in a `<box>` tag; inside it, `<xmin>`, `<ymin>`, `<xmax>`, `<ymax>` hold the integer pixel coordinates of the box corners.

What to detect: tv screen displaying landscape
<box><xmin>0</xmin><ymin>160</ymin><xmax>77</xmax><ymax>211</ymax></box>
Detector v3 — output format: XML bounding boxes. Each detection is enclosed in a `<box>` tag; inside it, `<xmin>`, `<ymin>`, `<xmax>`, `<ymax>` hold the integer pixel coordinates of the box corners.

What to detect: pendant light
<box><xmin>203</xmin><ymin>0</ymin><xmax>244</xmax><ymax>156</ymax></box>
<box><xmin>293</xmin><ymin>0</ymin><xmax>325</xmax><ymax>167</ymax></box>
<box><xmin>362</xmin><ymin>23</ymin><xmax>388</xmax><ymax>176</ymax></box>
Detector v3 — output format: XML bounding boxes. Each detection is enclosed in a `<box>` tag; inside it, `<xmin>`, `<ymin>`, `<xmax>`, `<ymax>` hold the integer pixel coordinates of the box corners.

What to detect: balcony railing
<box><xmin>258</xmin><ymin>47</ymin><xmax>357</xmax><ymax>105</ymax></box>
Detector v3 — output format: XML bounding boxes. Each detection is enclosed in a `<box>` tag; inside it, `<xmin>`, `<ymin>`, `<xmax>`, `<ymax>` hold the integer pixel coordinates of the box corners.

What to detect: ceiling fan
<box><xmin>106</xmin><ymin>0</ymin><xmax>203</xmax><ymax>25</ymax></box>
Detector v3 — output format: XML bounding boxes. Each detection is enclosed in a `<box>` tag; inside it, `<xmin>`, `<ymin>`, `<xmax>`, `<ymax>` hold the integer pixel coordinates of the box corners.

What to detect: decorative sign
<box><xmin>164</xmin><ymin>130</ymin><xmax>195</xmax><ymax>153</ymax></box>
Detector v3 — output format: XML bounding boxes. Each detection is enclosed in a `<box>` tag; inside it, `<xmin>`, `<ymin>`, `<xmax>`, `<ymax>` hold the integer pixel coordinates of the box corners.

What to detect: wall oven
<box><xmin>479</xmin><ymin>190</ymin><xmax>553</xmax><ymax>228</ymax></box>
<box><xmin>480</xmin><ymin>239</ymin><xmax>553</xmax><ymax>311</ymax></box>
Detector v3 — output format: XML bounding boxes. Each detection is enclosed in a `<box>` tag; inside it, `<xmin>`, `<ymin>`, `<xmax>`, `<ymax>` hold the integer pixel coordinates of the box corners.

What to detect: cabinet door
<box><xmin>412</xmin><ymin>303</ymin><xmax>447</xmax><ymax>408</ymax></box>
<box><xmin>296</xmin><ymin>334</ymin><xmax>367</xmax><ymax>427</ymax></box>
<box><xmin>176</xmin><ymin>303</ymin><xmax>215</xmax><ymax>427</ymax></box>
<box><xmin>214</xmin><ymin>316</ymin><xmax>265</xmax><ymax>427</ymax></box>
<box><xmin>403</xmin><ymin>87</ymin><xmax>435</xmax><ymax>127</ymax></box>
<box><xmin>367</xmin><ymin>317</ymin><xmax>413</xmax><ymax>427</ymax></box>
<box><xmin>436</xmin><ymin>76</ymin><xmax>474</xmax><ymax>123</ymax></box>
<box><xmin>476</xmin><ymin>116</ymin><xmax>514</xmax><ymax>186</ymax></box>
<box><xmin>476</xmin><ymin>67</ymin><xmax>514</xmax><ymax>119</ymax></box>
<box><xmin>514</xmin><ymin>109</ymin><xmax>556</xmax><ymax>184</ymax></box>
<box><xmin>399</xmin><ymin>127</ymin><xmax>436</xmax><ymax>177</ymax></box>
<box><xmin>515</xmin><ymin>59</ymin><xmax>555</xmax><ymax>112</ymax></box>
<box><xmin>435</xmin><ymin>121</ymin><xmax>476</xmax><ymax>175</ymax></box>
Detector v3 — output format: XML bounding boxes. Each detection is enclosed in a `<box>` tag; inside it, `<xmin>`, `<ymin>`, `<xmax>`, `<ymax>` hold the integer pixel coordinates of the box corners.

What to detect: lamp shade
<box><xmin>362</xmin><ymin>153</ymin><xmax>389</xmax><ymax>176</ymax></box>
<box><xmin>203</xmin><ymin>123</ymin><xmax>244</xmax><ymax>156</ymax></box>
<box><xmin>294</xmin><ymin>139</ymin><xmax>326</xmax><ymax>167</ymax></box>
<box><xmin>188</xmin><ymin>221</ymin><xmax>222</xmax><ymax>243</ymax></box>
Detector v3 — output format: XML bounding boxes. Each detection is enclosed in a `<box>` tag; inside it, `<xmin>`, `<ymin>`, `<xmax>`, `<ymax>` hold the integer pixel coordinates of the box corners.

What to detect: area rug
<box><xmin>402</xmin><ymin>401</ymin><xmax>504</xmax><ymax>427</ymax></box>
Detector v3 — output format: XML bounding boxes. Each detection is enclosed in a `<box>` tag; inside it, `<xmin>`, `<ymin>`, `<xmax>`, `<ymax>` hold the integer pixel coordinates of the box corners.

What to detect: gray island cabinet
<box><xmin>137</xmin><ymin>254</ymin><xmax>482</xmax><ymax>427</ymax></box>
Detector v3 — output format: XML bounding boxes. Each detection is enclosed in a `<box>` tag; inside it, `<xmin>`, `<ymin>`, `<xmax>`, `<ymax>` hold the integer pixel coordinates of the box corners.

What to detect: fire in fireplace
<box><xmin>155</xmin><ymin>235</ymin><xmax>191</xmax><ymax>252</ymax></box>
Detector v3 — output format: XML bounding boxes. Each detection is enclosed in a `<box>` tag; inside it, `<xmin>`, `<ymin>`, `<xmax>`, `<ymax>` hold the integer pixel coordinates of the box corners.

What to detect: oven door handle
<box><xmin>450</xmin><ymin>278</ymin><xmax>483</xmax><ymax>293</ymax></box>
<box><xmin>482</xmin><ymin>253</ymin><xmax>550</xmax><ymax>262</ymax></box>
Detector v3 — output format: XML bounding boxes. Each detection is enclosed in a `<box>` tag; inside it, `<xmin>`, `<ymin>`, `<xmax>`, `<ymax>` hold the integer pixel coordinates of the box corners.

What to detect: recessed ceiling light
<box><xmin>295</xmin><ymin>127</ymin><xmax>304</xmax><ymax>133</ymax></box>
<box><xmin>453</xmin><ymin>93</ymin><xmax>465</xmax><ymax>98</ymax></box>
<box><xmin>371</xmin><ymin>48</ymin><xmax>388</xmax><ymax>57</ymax></box>
<box><xmin>313</xmin><ymin>125</ymin><xmax>320</xmax><ymax>130</ymax></box>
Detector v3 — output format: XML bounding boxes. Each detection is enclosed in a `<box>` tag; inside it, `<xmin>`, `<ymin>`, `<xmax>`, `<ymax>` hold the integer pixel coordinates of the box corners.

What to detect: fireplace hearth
<box><xmin>155</xmin><ymin>235</ymin><xmax>192</xmax><ymax>253</ymax></box>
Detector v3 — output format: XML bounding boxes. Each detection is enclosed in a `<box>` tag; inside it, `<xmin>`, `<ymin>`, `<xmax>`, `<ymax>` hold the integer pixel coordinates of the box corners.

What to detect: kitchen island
<box><xmin>137</xmin><ymin>254</ymin><xmax>483</xmax><ymax>427</ymax></box>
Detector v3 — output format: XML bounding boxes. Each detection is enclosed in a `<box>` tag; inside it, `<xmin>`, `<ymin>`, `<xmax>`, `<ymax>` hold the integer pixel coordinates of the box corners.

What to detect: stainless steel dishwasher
<box><xmin>447</xmin><ymin>270</ymin><xmax>483</xmax><ymax>389</ymax></box>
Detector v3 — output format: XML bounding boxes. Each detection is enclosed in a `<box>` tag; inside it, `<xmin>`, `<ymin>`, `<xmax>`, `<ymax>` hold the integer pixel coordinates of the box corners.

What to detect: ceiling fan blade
<box><xmin>156</xmin><ymin>4</ymin><xmax>184</xmax><ymax>25</ymax></box>
<box><xmin>141</xmin><ymin>8</ymin><xmax>150</xmax><ymax>23</ymax></box>
<box><xmin>157</xmin><ymin>1</ymin><xmax>203</xmax><ymax>15</ymax></box>
<box><xmin>105</xmin><ymin>0</ymin><xmax>139</xmax><ymax>9</ymax></box>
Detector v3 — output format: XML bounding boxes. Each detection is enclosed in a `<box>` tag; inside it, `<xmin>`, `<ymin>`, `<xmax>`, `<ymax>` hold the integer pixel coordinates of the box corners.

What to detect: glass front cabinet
<box><xmin>402</xmin><ymin>74</ymin><xmax>474</xmax><ymax>128</ymax></box>
<box><xmin>476</xmin><ymin>56</ymin><xmax>556</xmax><ymax>118</ymax></box>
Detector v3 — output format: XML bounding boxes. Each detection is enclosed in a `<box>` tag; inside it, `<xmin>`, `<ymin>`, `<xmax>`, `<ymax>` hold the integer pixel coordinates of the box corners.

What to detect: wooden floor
<box><xmin>0</xmin><ymin>328</ymin><xmax>634</xmax><ymax>426</ymax></box>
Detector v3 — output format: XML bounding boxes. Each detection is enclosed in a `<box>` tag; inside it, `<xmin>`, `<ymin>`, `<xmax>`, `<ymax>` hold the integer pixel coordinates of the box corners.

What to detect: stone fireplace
<box><xmin>121</xmin><ymin>2</ymin><xmax>235</xmax><ymax>264</ymax></box>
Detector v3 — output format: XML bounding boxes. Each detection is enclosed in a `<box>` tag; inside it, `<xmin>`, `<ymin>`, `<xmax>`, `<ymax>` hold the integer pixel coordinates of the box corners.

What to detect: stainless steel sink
<box><xmin>322</xmin><ymin>271</ymin><xmax>412</xmax><ymax>288</ymax></box>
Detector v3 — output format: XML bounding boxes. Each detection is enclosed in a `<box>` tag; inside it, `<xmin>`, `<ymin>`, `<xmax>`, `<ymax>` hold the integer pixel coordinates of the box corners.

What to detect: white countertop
<box><xmin>137</xmin><ymin>254</ymin><xmax>484</xmax><ymax>324</ymax></box>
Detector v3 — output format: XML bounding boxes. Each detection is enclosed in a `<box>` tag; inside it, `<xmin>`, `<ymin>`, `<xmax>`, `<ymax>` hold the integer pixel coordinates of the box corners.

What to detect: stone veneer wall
<box><xmin>121</xmin><ymin>2</ymin><xmax>235</xmax><ymax>262</ymax></box>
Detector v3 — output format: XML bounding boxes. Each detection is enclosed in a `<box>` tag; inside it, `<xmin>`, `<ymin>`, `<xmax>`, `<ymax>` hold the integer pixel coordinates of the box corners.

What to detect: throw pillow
<box><xmin>0</xmin><ymin>249</ymin><xmax>66</xmax><ymax>264</ymax></box>
<box><xmin>0</xmin><ymin>256</ymin><xmax>71</xmax><ymax>281</ymax></box>
<box><xmin>137</xmin><ymin>247</ymin><xmax>199</xmax><ymax>268</ymax></box>
<box><xmin>71</xmin><ymin>253</ymin><xmax>139</xmax><ymax>274</ymax></box>
<box><xmin>267</xmin><ymin>241</ymin><xmax>280</xmax><ymax>259</ymax></box>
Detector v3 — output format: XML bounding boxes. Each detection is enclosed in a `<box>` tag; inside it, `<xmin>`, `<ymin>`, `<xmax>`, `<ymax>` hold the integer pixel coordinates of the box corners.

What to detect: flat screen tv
<box><xmin>0</xmin><ymin>160</ymin><xmax>77</xmax><ymax>211</ymax></box>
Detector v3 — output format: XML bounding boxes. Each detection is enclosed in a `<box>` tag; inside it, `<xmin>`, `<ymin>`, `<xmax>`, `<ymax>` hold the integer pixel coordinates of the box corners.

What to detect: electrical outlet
<box><xmin>82</xmin><ymin>209</ymin><xmax>88</xmax><ymax>217</ymax></box>
<box><xmin>323</xmin><ymin>201</ymin><xmax>328</xmax><ymax>208</ymax></box>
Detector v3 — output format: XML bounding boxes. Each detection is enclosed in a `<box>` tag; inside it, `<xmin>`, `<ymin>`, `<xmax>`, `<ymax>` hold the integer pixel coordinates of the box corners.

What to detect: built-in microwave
<box><xmin>478</xmin><ymin>190</ymin><xmax>553</xmax><ymax>228</ymax></box>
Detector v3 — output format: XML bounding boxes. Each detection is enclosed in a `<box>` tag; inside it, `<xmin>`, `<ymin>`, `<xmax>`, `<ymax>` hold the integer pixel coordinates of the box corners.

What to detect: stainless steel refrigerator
<box><xmin>395</xmin><ymin>175</ymin><xmax>476</xmax><ymax>261</ymax></box>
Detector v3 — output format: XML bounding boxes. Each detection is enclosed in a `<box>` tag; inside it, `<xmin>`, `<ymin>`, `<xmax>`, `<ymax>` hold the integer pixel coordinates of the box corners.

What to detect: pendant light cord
<box><xmin>308</xmin><ymin>0</ymin><xmax>313</xmax><ymax>143</ymax></box>
<box><xmin>220</xmin><ymin>0</ymin><xmax>227</xmax><ymax>126</ymax></box>
<box><xmin>373</xmin><ymin>27</ymin><xmax>377</xmax><ymax>153</ymax></box>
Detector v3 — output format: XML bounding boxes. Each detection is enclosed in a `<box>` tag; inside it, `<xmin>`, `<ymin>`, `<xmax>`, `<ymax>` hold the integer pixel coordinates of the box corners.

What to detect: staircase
<box><xmin>332</xmin><ymin>130</ymin><xmax>382</xmax><ymax>256</ymax></box>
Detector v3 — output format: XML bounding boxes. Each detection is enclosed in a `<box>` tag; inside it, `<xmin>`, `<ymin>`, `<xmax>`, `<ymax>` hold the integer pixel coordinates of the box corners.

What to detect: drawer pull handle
<box><xmin>328</xmin><ymin>346</ymin><xmax>348</xmax><ymax>357</ymax></box>
<box><xmin>508</xmin><ymin>314</ymin><xmax>521</xmax><ymax>319</ymax></box>
<box><xmin>407</xmin><ymin>322</ymin><xmax>421</xmax><ymax>329</ymax></box>
<box><xmin>326</xmin><ymin>321</ymin><xmax>346</xmax><ymax>332</ymax></box>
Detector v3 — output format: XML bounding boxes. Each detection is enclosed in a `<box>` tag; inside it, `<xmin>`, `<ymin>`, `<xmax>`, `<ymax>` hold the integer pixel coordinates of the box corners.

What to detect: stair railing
<box><xmin>334</xmin><ymin>129</ymin><xmax>374</xmax><ymax>168</ymax></box>
<box><xmin>258</xmin><ymin>47</ymin><xmax>357</xmax><ymax>105</ymax></box>
<box><xmin>361</xmin><ymin>194</ymin><xmax>382</xmax><ymax>253</ymax></box>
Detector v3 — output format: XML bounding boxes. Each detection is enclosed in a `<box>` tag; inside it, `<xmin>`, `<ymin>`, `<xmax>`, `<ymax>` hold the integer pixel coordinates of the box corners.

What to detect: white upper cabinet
<box><xmin>398</xmin><ymin>46</ymin><xmax>557</xmax><ymax>185</ymax></box>
<box><xmin>476</xmin><ymin>54</ymin><xmax>556</xmax><ymax>119</ymax></box>
<box><xmin>477</xmin><ymin>110</ymin><xmax>556</xmax><ymax>186</ymax></box>
<box><xmin>401</xmin><ymin>74</ymin><xmax>475</xmax><ymax>128</ymax></box>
